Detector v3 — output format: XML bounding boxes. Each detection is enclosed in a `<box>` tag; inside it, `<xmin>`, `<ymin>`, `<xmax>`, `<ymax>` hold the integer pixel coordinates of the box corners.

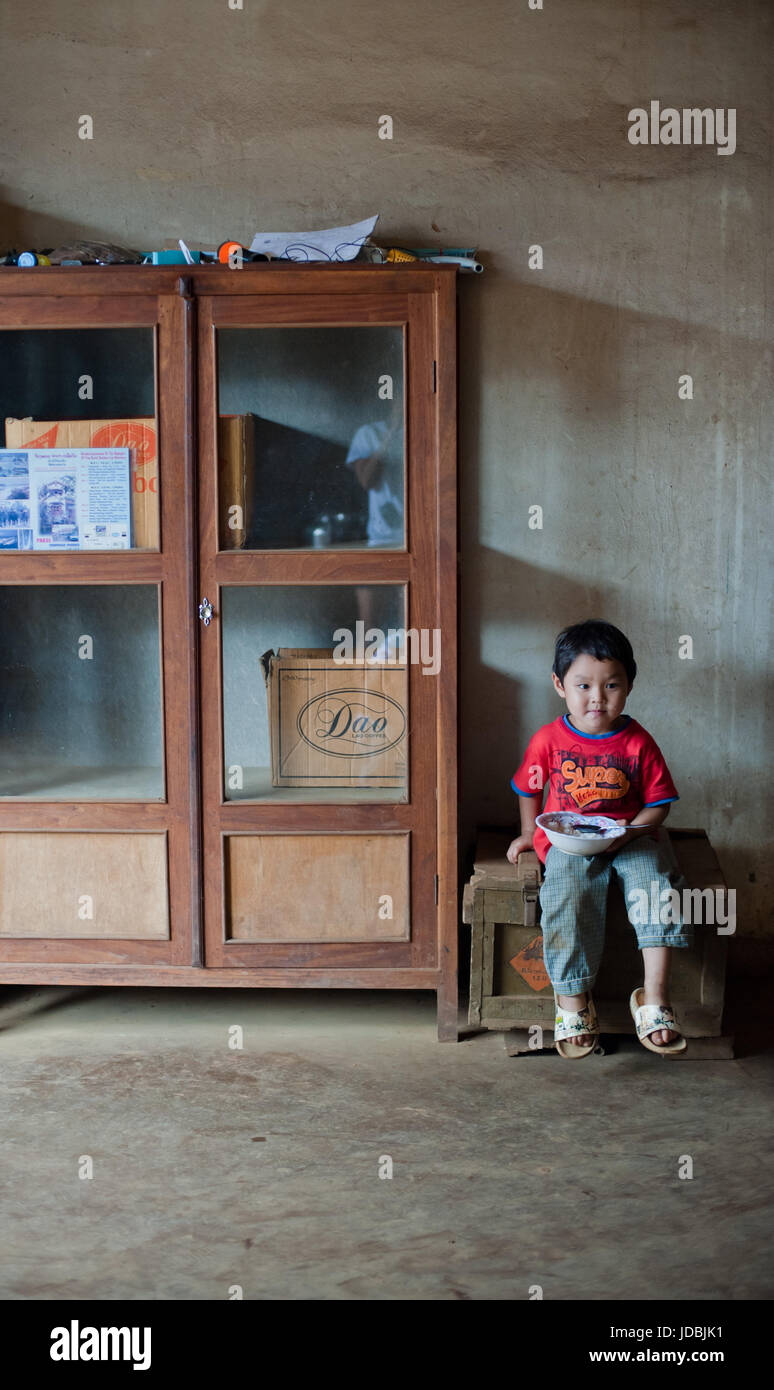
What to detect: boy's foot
<box><xmin>642</xmin><ymin>986</ymin><xmax>679</xmax><ymax>1046</ymax></box>
<box><xmin>559</xmin><ymin>990</ymin><xmax>679</xmax><ymax>1047</ymax></box>
<box><xmin>556</xmin><ymin>992</ymin><xmax>596</xmax><ymax>1046</ymax></box>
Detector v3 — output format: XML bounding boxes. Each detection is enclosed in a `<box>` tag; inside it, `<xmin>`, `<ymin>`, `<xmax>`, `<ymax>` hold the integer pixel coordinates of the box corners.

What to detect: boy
<box><xmin>507</xmin><ymin>620</ymin><xmax>692</xmax><ymax>1057</ymax></box>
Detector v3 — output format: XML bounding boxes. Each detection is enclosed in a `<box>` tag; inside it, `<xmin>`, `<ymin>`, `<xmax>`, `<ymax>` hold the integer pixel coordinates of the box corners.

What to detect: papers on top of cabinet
<box><xmin>0</xmin><ymin>448</ymin><xmax>131</xmax><ymax>550</ymax></box>
<box><xmin>249</xmin><ymin>214</ymin><xmax>378</xmax><ymax>262</ymax></box>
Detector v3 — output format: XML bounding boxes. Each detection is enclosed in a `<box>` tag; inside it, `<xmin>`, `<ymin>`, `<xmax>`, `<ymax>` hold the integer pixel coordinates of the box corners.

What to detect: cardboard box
<box><xmin>217</xmin><ymin>414</ymin><xmax>255</xmax><ymax>549</ymax></box>
<box><xmin>260</xmin><ymin>648</ymin><xmax>408</xmax><ymax>787</ymax></box>
<box><xmin>4</xmin><ymin>417</ymin><xmax>158</xmax><ymax>549</ymax></box>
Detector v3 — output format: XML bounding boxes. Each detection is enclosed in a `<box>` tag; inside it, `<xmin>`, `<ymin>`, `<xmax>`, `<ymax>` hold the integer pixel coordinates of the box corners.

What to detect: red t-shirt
<box><xmin>511</xmin><ymin>714</ymin><xmax>679</xmax><ymax>864</ymax></box>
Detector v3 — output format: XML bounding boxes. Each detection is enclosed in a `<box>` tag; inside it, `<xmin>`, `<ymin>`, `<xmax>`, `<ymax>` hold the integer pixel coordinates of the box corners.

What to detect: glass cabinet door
<box><xmin>215</xmin><ymin>326</ymin><xmax>406</xmax><ymax>552</ymax></box>
<box><xmin>0</xmin><ymin>584</ymin><xmax>164</xmax><ymax>800</ymax></box>
<box><xmin>0</xmin><ymin>326</ymin><xmax>159</xmax><ymax>551</ymax></box>
<box><xmin>0</xmin><ymin>288</ymin><xmax>194</xmax><ymax>967</ymax></box>
<box><xmin>198</xmin><ymin>291</ymin><xmax>439</xmax><ymax>970</ymax></box>
<box><xmin>221</xmin><ymin>583</ymin><xmax>408</xmax><ymax>803</ymax></box>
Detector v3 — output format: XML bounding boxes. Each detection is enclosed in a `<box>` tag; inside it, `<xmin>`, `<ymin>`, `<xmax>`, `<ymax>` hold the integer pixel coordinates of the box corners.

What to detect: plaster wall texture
<box><xmin>3</xmin><ymin>0</ymin><xmax>772</xmax><ymax>930</ymax></box>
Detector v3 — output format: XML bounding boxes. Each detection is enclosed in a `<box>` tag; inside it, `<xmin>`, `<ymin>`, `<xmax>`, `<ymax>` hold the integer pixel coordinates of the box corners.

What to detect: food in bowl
<box><xmin>542</xmin><ymin>816</ymin><xmax>618</xmax><ymax>836</ymax></box>
<box><xmin>536</xmin><ymin>811</ymin><xmax>628</xmax><ymax>856</ymax></box>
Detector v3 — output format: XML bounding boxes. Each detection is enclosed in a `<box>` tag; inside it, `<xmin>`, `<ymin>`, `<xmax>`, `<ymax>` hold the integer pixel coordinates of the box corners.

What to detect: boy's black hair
<box><xmin>552</xmin><ymin>620</ymin><xmax>637</xmax><ymax>685</ymax></box>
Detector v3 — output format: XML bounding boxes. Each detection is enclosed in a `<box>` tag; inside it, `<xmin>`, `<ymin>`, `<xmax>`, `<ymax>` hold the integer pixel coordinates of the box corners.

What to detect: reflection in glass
<box><xmin>0</xmin><ymin>585</ymin><xmax>164</xmax><ymax>799</ymax></box>
<box><xmin>217</xmin><ymin>327</ymin><xmax>405</xmax><ymax>550</ymax></box>
<box><xmin>221</xmin><ymin>585</ymin><xmax>408</xmax><ymax>802</ymax></box>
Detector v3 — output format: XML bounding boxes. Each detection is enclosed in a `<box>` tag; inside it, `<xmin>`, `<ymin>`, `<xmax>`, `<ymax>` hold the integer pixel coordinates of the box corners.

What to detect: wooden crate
<box><xmin>465</xmin><ymin>829</ymin><xmax>729</xmax><ymax>1039</ymax></box>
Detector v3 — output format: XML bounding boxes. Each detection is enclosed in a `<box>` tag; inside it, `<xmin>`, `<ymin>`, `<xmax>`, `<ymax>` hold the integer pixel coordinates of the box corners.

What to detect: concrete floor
<box><xmin>1</xmin><ymin>954</ymin><xmax>772</xmax><ymax>1301</ymax></box>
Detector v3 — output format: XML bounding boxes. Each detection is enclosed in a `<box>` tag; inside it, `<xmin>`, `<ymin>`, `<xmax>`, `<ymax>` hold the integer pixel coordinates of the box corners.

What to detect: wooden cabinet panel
<box><xmin>0</xmin><ymin>831</ymin><xmax>169</xmax><ymax>938</ymax></box>
<box><xmin>225</xmin><ymin>832</ymin><xmax>409</xmax><ymax>942</ymax></box>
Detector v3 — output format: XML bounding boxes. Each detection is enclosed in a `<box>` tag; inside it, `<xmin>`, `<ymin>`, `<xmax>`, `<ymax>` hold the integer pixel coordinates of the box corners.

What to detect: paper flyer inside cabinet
<box><xmin>0</xmin><ymin>447</ymin><xmax>131</xmax><ymax>550</ymax></box>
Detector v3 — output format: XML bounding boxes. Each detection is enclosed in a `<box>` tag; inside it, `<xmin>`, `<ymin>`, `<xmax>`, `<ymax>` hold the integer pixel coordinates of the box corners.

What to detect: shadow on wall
<box><xmin>454</xmin><ymin>269</ymin><xmax>772</xmax><ymax>937</ymax></box>
<box><xmin>459</xmin><ymin>546</ymin><xmax>611</xmax><ymax>838</ymax></box>
<box><xmin>0</xmin><ymin>194</ymin><xmax>143</xmax><ymax>257</ymax></box>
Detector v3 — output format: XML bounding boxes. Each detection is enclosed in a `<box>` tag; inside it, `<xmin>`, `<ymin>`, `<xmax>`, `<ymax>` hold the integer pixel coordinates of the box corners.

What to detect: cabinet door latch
<box><xmin>198</xmin><ymin>596</ymin><xmax>213</xmax><ymax>626</ymax></box>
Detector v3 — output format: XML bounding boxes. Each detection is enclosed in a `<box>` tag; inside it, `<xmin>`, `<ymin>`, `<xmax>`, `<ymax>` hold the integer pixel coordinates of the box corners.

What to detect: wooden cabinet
<box><xmin>0</xmin><ymin>264</ymin><xmax>459</xmax><ymax>1039</ymax></box>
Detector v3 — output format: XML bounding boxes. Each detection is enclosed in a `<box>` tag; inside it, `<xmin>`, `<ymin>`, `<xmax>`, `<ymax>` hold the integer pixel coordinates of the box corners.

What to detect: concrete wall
<box><xmin>4</xmin><ymin>0</ymin><xmax>772</xmax><ymax>932</ymax></box>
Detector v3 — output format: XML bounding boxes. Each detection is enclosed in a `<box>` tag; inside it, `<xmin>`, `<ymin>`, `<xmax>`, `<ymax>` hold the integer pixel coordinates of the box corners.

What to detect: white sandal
<box><xmin>554</xmin><ymin>994</ymin><xmax>599</xmax><ymax>1059</ymax></box>
<box><xmin>629</xmin><ymin>987</ymin><xmax>687</xmax><ymax>1055</ymax></box>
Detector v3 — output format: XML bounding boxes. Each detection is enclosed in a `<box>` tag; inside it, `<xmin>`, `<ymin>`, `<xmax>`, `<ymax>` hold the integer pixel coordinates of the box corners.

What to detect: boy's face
<box><xmin>552</xmin><ymin>655</ymin><xmax>632</xmax><ymax>734</ymax></box>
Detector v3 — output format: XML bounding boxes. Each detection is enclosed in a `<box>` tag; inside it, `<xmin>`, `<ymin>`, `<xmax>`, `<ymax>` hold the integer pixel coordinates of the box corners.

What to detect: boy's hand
<box><xmin>600</xmin><ymin>820</ymin><xmax>653</xmax><ymax>855</ymax></box>
<box><xmin>506</xmin><ymin>834</ymin><xmax>534</xmax><ymax>864</ymax></box>
<box><xmin>598</xmin><ymin>819</ymin><xmax>630</xmax><ymax>855</ymax></box>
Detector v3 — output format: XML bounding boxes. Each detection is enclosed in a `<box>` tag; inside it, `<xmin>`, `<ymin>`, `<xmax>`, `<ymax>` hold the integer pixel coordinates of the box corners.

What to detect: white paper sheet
<box><xmin>15</xmin><ymin>448</ymin><xmax>132</xmax><ymax>550</ymax></box>
<box><xmin>249</xmin><ymin>214</ymin><xmax>379</xmax><ymax>262</ymax></box>
<box><xmin>0</xmin><ymin>450</ymin><xmax>32</xmax><ymax>549</ymax></box>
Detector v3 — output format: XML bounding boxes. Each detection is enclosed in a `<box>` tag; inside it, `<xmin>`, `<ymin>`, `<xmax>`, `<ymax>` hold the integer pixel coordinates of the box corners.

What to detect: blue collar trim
<box><xmin>562</xmin><ymin>713</ymin><xmax>633</xmax><ymax>740</ymax></box>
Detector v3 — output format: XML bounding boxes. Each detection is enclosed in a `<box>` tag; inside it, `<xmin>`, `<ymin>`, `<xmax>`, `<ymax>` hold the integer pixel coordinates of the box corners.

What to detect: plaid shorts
<box><xmin>538</xmin><ymin>834</ymin><xmax>694</xmax><ymax>993</ymax></box>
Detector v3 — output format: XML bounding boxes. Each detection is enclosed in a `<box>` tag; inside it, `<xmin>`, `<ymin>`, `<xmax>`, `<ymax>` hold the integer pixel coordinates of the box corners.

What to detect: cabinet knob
<box><xmin>198</xmin><ymin>596</ymin><xmax>213</xmax><ymax>626</ymax></box>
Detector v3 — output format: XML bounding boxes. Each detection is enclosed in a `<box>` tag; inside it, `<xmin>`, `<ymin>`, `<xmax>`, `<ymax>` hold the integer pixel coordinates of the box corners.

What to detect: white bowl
<box><xmin>536</xmin><ymin>811</ymin><xmax>627</xmax><ymax>857</ymax></box>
